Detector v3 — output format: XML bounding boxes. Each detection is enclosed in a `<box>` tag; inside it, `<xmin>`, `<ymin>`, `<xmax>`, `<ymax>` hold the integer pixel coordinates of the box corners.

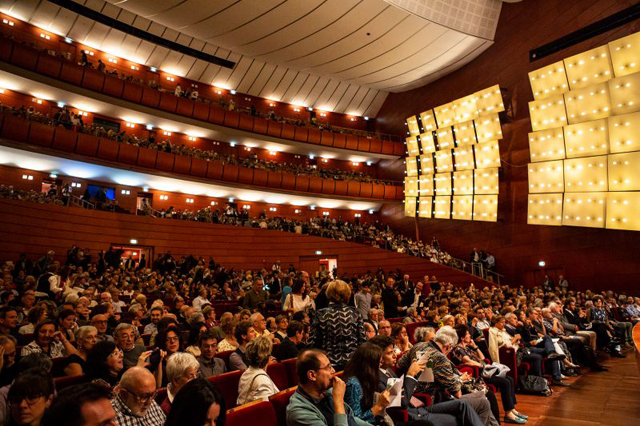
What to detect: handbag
<box><xmin>461</xmin><ymin>377</ymin><xmax>488</xmax><ymax>394</ymax></box>
<box><xmin>481</xmin><ymin>362</ymin><xmax>511</xmax><ymax>379</ymax></box>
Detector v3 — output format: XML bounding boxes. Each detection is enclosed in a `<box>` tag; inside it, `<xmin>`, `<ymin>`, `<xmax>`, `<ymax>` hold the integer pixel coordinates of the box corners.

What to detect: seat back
<box><xmin>281</xmin><ymin>358</ymin><xmax>298</xmax><ymax>386</ymax></box>
<box><xmin>268</xmin><ymin>387</ymin><xmax>296</xmax><ymax>426</ymax></box>
<box><xmin>208</xmin><ymin>370</ymin><xmax>243</xmax><ymax>409</ymax></box>
<box><xmin>266</xmin><ymin>361</ymin><xmax>289</xmax><ymax>390</ymax></box>
<box><xmin>54</xmin><ymin>374</ymin><xmax>89</xmax><ymax>391</ymax></box>
<box><xmin>226</xmin><ymin>400</ymin><xmax>277</xmax><ymax>426</ymax></box>
<box><xmin>216</xmin><ymin>350</ymin><xmax>234</xmax><ymax>368</ymax></box>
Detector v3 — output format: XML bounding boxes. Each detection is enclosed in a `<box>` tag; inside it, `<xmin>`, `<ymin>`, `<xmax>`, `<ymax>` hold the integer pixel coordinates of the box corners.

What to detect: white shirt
<box><xmin>284</xmin><ymin>294</ymin><xmax>315</xmax><ymax>313</ymax></box>
<box><xmin>237</xmin><ymin>366</ymin><xmax>279</xmax><ymax>405</ymax></box>
<box><xmin>193</xmin><ymin>296</ymin><xmax>210</xmax><ymax>311</ymax></box>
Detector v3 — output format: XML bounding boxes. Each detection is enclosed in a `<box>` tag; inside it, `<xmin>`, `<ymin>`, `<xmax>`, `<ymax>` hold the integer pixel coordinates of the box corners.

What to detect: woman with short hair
<box><xmin>236</xmin><ymin>336</ymin><xmax>278</xmax><ymax>405</ymax></box>
<box><xmin>85</xmin><ymin>340</ymin><xmax>124</xmax><ymax>387</ymax></box>
<box><xmin>160</xmin><ymin>352</ymin><xmax>200</xmax><ymax>414</ymax></box>
<box><xmin>7</xmin><ymin>368</ymin><xmax>54</xmax><ymax>426</ymax></box>
<box><xmin>165</xmin><ymin>378</ymin><xmax>226</xmax><ymax>426</ymax></box>
<box><xmin>63</xmin><ymin>325</ymin><xmax>98</xmax><ymax>376</ymax></box>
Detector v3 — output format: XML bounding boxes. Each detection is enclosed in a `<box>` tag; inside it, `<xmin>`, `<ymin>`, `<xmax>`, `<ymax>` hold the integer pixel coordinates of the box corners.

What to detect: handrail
<box><xmin>453</xmin><ymin>259</ymin><xmax>504</xmax><ymax>284</ymax></box>
<box><xmin>69</xmin><ymin>194</ymin><xmax>95</xmax><ymax>210</ymax></box>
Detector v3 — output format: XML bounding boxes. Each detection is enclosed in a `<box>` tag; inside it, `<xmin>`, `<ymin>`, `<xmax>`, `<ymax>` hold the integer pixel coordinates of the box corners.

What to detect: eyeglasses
<box><xmin>108</xmin><ymin>348</ymin><xmax>123</xmax><ymax>358</ymax></box>
<box><xmin>122</xmin><ymin>388</ymin><xmax>157</xmax><ymax>404</ymax></box>
<box><xmin>166</xmin><ymin>336</ymin><xmax>180</xmax><ymax>343</ymax></box>
<box><xmin>10</xmin><ymin>395</ymin><xmax>44</xmax><ymax>406</ymax></box>
<box><xmin>316</xmin><ymin>363</ymin><xmax>334</xmax><ymax>372</ymax></box>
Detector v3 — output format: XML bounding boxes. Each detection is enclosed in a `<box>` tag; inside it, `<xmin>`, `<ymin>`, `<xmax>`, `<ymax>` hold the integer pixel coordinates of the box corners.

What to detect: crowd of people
<box><xmin>3</xmin><ymin>103</ymin><xmax>394</xmax><ymax>185</ymax></box>
<box><xmin>0</xmin><ymin>242</ymin><xmax>636</xmax><ymax>425</ymax></box>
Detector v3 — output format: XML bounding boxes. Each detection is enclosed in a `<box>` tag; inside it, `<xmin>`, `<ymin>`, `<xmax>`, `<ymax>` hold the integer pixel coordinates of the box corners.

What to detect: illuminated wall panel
<box><xmin>529</xmin><ymin>61</ymin><xmax>569</xmax><ymax>100</ymax></box>
<box><xmin>608</xmin><ymin>151</ymin><xmax>640</xmax><ymax>191</ymax></box>
<box><xmin>453</xmin><ymin>170</ymin><xmax>474</xmax><ymax>195</ymax></box>
<box><xmin>419</xmin><ymin>110</ymin><xmax>437</xmax><ymax>132</ymax></box>
<box><xmin>475</xmin><ymin>85</ymin><xmax>504</xmax><ymax>116</ymax></box>
<box><xmin>474</xmin><ymin>114</ymin><xmax>502</xmax><ymax>143</ymax></box>
<box><xmin>609</xmin><ymin>32</ymin><xmax>640</xmax><ymax>77</ymax></box>
<box><xmin>565</xmin><ymin>83</ymin><xmax>611</xmax><ymax>124</ymax></box>
<box><xmin>606</xmin><ymin>192</ymin><xmax>640</xmax><ymax>231</ymax></box>
<box><xmin>562</xmin><ymin>192</ymin><xmax>606</xmax><ymax>228</ymax></box>
<box><xmin>527</xmin><ymin>193</ymin><xmax>564</xmax><ymax>226</ymax></box>
<box><xmin>419</xmin><ymin>154</ymin><xmax>435</xmax><ymax>175</ymax></box>
<box><xmin>434</xmin><ymin>196</ymin><xmax>452</xmax><ymax>219</ymax></box>
<box><xmin>453</xmin><ymin>146</ymin><xmax>475</xmax><ymax>171</ymax></box>
<box><xmin>563</xmin><ymin>119</ymin><xmax>609</xmax><ymax>158</ymax></box>
<box><xmin>418</xmin><ymin>174</ymin><xmax>434</xmax><ymax>196</ymax></box>
<box><xmin>406</xmin><ymin>156</ymin><xmax>418</xmax><ymax>177</ymax></box>
<box><xmin>418</xmin><ymin>197</ymin><xmax>433</xmax><ymax>218</ymax></box>
<box><xmin>564</xmin><ymin>45</ymin><xmax>613</xmax><ymax>90</ymax></box>
<box><xmin>474</xmin><ymin>140</ymin><xmax>501</xmax><ymax>169</ymax></box>
<box><xmin>474</xmin><ymin>168</ymin><xmax>499</xmax><ymax>195</ymax></box>
<box><xmin>406</xmin><ymin>116</ymin><xmax>420</xmax><ymax>136</ymax></box>
<box><xmin>419</xmin><ymin>132</ymin><xmax>437</xmax><ymax>153</ymax></box>
<box><xmin>434</xmin><ymin>103</ymin><xmax>455</xmax><ymax>128</ymax></box>
<box><xmin>406</xmin><ymin>136</ymin><xmax>421</xmax><ymax>156</ymax></box>
<box><xmin>453</xmin><ymin>120</ymin><xmax>477</xmax><ymax>146</ymax></box>
<box><xmin>529</xmin><ymin>128</ymin><xmax>566</xmax><ymax>162</ymax></box>
<box><xmin>434</xmin><ymin>150</ymin><xmax>453</xmax><ymax>173</ymax></box>
<box><xmin>434</xmin><ymin>173</ymin><xmax>452</xmax><ymax>196</ymax></box>
<box><xmin>608</xmin><ymin>72</ymin><xmax>640</xmax><ymax>116</ymax></box>
<box><xmin>472</xmin><ymin>194</ymin><xmax>498</xmax><ymax>222</ymax></box>
<box><xmin>435</xmin><ymin>127</ymin><xmax>455</xmax><ymax>150</ymax></box>
<box><xmin>404</xmin><ymin>177</ymin><xmax>419</xmax><ymax>197</ymax></box>
<box><xmin>528</xmin><ymin>160</ymin><xmax>564</xmax><ymax>193</ymax></box>
<box><xmin>564</xmin><ymin>156</ymin><xmax>608</xmax><ymax>192</ymax></box>
<box><xmin>452</xmin><ymin>195</ymin><xmax>473</xmax><ymax>220</ymax></box>
<box><xmin>404</xmin><ymin>197</ymin><xmax>417</xmax><ymax>217</ymax></box>
<box><xmin>453</xmin><ymin>94</ymin><xmax>478</xmax><ymax>124</ymax></box>
<box><xmin>529</xmin><ymin>95</ymin><xmax>567</xmax><ymax>131</ymax></box>
<box><xmin>609</xmin><ymin>111</ymin><xmax>640</xmax><ymax>153</ymax></box>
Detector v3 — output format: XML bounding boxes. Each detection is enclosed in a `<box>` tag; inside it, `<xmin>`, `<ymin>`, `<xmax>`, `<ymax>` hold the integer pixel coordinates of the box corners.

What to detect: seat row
<box><xmin>0</xmin><ymin>38</ymin><xmax>405</xmax><ymax>157</ymax></box>
<box><xmin>0</xmin><ymin>112</ymin><xmax>403</xmax><ymax>200</ymax></box>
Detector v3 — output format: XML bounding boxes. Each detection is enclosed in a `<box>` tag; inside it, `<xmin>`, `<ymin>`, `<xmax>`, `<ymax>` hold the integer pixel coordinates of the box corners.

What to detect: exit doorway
<box><xmin>111</xmin><ymin>245</ymin><xmax>153</xmax><ymax>270</ymax></box>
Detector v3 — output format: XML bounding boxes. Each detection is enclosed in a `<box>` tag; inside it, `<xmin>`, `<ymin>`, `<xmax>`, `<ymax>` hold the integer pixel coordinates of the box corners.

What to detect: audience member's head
<box><xmin>245</xmin><ymin>336</ymin><xmax>273</xmax><ymax>369</ymax></box>
<box><xmin>377</xmin><ymin>320</ymin><xmax>391</xmax><ymax>337</ymax></box>
<box><xmin>8</xmin><ymin>368</ymin><xmax>54</xmax><ymax>426</ymax></box>
<box><xmin>115</xmin><ymin>367</ymin><xmax>158</xmax><ymax>417</ymax></box>
<box><xmin>326</xmin><ymin>280</ymin><xmax>351</xmax><ymax>304</ymax></box>
<box><xmin>48</xmin><ymin>382</ymin><xmax>116</xmax><ymax>426</ymax></box>
<box><xmin>235</xmin><ymin>321</ymin><xmax>257</xmax><ymax>346</ymax></box>
<box><xmin>296</xmin><ymin>349</ymin><xmax>334</xmax><ymax>392</ymax></box>
<box><xmin>166</xmin><ymin>352</ymin><xmax>200</xmax><ymax>395</ymax></box>
<box><xmin>85</xmin><ymin>340</ymin><xmax>124</xmax><ymax>384</ymax></box>
<box><xmin>164</xmin><ymin>378</ymin><xmax>226</xmax><ymax>426</ymax></box>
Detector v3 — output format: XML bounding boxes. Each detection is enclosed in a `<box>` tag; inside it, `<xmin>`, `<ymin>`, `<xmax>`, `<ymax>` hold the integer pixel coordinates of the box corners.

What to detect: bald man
<box><xmin>112</xmin><ymin>367</ymin><xmax>166</xmax><ymax>426</ymax></box>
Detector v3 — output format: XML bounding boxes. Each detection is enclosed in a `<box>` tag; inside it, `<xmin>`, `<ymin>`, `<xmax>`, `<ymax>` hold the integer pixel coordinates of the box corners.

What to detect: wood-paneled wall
<box><xmin>375</xmin><ymin>0</ymin><xmax>640</xmax><ymax>294</ymax></box>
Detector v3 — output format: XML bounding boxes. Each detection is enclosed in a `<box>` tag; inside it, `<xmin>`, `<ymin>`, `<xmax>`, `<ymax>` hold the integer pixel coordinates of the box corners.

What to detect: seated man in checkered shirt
<box><xmin>112</xmin><ymin>367</ymin><xmax>166</xmax><ymax>426</ymax></box>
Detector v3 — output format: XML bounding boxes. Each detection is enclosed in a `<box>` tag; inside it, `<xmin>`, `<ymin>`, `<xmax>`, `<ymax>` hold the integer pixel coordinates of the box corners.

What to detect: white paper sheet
<box><xmin>387</xmin><ymin>375</ymin><xmax>404</xmax><ymax>407</ymax></box>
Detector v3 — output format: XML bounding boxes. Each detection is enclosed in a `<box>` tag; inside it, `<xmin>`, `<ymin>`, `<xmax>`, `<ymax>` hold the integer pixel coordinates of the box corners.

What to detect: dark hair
<box><xmin>155</xmin><ymin>325</ymin><xmax>183</xmax><ymax>351</ymax></box>
<box><xmin>34</xmin><ymin>319</ymin><xmax>56</xmax><ymax>338</ymax></box>
<box><xmin>234</xmin><ymin>321</ymin><xmax>253</xmax><ymax>344</ymax></box>
<box><xmin>292</xmin><ymin>311</ymin><xmax>306</xmax><ymax>323</ymax></box>
<box><xmin>368</xmin><ymin>335</ymin><xmax>394</xmax><ymax>350</ymax></box>
<box><xmin>17</xmin><ymin>353</ymin><xmax>52</xmax><ymax>374</ymax></box>
<box><xmin>390</xmin><ymin>322</ymin><xmax>406</xmax><ymax>339</ymax></box>
<box><xmin>454</xmin><ymin>324</ymin><xmax>469</xmax><ymax>341</ymax></box>
<box><xmin>85</xmin><ymin>341</ymin><xmax>120</xmax><ymax>385</ymax></box>
<box><xmin>8</xmin><ymin>367</ymin><xmax>54</xmax><ymax>404</ymax></box>
<box><xmin>490</xmin><ymin>315</ymin><xmax>504</xmax><ymax>327</ymax></box>
<box><xmin>198</xmin><ymin>329</ymin><xmax>219</xmax><ymax>347</ymax></box>
<box><xmin>0</xmin><ymin>306</ymin><xmax>17</xmax><ymax>319</ymax></box>
<box><xmin>48</xmin><ymin>382</ymin><xmax>112</xmax><ymax>426</ymax></box>
<box><xmin>57</xmin><ymin>309</ymin><xmax>76</xmax><ymax>322</ymax></box>
<box><xmin>286</xmin><ymin>321</ymin><xmax>304</xmax><ymax>338</ymax></box>
<box><xmin>164</xmin><ymin>378</ymin><xmax>226</xmax><ymax>426</ymax></box>
<box><xmin>343</xmin><ymin>343</ymin><xmax>383</xmax><ymax>410</ymax></box>
<box><xmin>296</xmin><ymin>349</ymin><xmax>326</xmax><ymax>385</ymax></box>
<box><xmin>187</xmin><ymin>322</ymin><xmax>207</xmax><ymax>347</ymax></box>
<box><xmin>292</xmin><ymin>279</ymin><xmax>307</xmax><ymax>298</ymax></box>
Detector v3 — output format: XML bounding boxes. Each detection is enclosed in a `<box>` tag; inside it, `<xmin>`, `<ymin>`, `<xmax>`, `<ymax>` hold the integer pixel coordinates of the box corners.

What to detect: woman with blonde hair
<box><xmin>236</xmin><ymin>336</ymin><xmax>278</xmax><ymax>405</ymax></box>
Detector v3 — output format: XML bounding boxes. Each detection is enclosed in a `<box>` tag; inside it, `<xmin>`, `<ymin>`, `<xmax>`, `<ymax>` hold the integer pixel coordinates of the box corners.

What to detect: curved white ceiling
<box><xmin>1</xmin><ymin>0</ymin><xmax>503</xmax><ymax>116</ymax></box>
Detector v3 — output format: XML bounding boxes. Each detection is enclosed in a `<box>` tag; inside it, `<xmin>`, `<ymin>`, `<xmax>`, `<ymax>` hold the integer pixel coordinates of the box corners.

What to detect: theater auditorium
<box><xmin>0</xmin><ymin>0</ymin><xmax>638</xmax><ymax>425</ymax></box>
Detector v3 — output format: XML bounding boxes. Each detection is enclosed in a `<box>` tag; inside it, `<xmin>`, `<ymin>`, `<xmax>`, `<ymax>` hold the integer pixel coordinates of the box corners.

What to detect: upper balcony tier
<box><xmin>0</xmin><ymin>36</ymin><xmax>406</xmax><ymax>157</ymax></box>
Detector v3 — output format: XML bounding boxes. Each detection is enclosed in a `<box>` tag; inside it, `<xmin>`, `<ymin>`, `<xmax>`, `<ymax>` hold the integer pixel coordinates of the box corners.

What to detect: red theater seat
<box><xmin>54</xmin><ymin>375</ymin><xmax>89</xmax><ymax>392</ymax></box>
<box><xmin>97</xmin><ymin>138</ymin><xmax>119</xmax><ymax>161</ymax></box>
<box><xmin>190</xmin><ymin>158</ymin><xmax>208</xmax><ymax>177</ymax></box>
<box><xmin>75</xmin><ymin>133</ymin><xmax>99</xmax><ymax>157</ymax></box>
<box><xmin>82</xmin><ymin>68</ymin><xmax>105</xmax><ymax>92</ymax></box>
<box><xmin>27</xmin><ymin>122</ymin><xmax>54</xmax><ymax>147</ymax></box>
<box><xmin>173</xmin><ymin>155</ymin><xmax>191</xmax><ymax>175</ymax></box>
<box><xmin>226</xmin><ymin>401</ymin><xmax>277</xmax><ymax>426</ymax></box>
<box><xmin>267</xmin><ymin>172</ymin><xmax>282</xmax><ymax>189</ymax></box>
<box><xmin>10</xmin><ymin>43</ymin><xmax>38</xmax><ymax>70</ymax></box>
<box><xmin>193</xmin><ymin>102</ymin><xmax>210</xmax><ymax>121</ymax></box>
<box><xmin>223</xmin><ymin>164</ymin><xmax>239</xmax><ymax>182</ymax></box>
<box><xmin>347</xmin><ymin>181</ymin><xmax>360</xmax><ymax>197</ymax></box>
<box><xmin>253</xmin><ymin>169</ymin><xmax>268</xmax><ymax>186</ymax></box>
<box><xmin>122</xmin><ymin>82</ymin><xmax>143</xmax><ymax>104</ymax></box>
<box><xmin>333</xmin><ymin>133</ymin><xmax>346</xmax><ymax>149</ymax></box>
<box><xmin>308</xmin><ymin>129</ymin><xmax>321</xmax><ymax>144</ymax></box>
<box><xmin>320</xmin><ymin>130</ymin><xmax>334</xmax><ymax>146</ymax></box>
<box><xmin>282</xmin><ymin>358</ymin><xmax>298</xmax><ymax>386</ymax></box>
<box><xmin>136</xmin><ymin>147</ymin><xmax>158</xmax><ymax>169</ymax></box>
<box><xmin>345</xmin><ymin>135</ymin><xmax>358</xmax><ymax>150</ymax></box>
<box><xmin>253</xmin><ymin>117</ymin><xmax>268</xmax><ymax>134</ymax></box>
<box><xmin>281</xmin><ymin>174</ymin><xmax>296</xmax><ymax>190</ymax></box>
<box><xmin>117</xmin><ymin>144</ymin><xmax>139</xmax><ymax>165</ymax></box>
<box><xmin>372</xmin><ymin>184</ymin><xmax>385</xmax><ymax>198</ymax></box>
<box><xmin>369</xmin><ymin>138</ymin><xmax>382</xmax><ymax>153</ymax></box>
<box><xmin>294</xmin><ymin>127</ymin><xmax>308</xmax><ymax>142</ymax></box>
<box><xmin>2</xmin><ymin>114</ymin><xmax>29</xmax><ymax>142</ymax></box>
<box><xmin>176</xmin><ymin>98</ymin><xmax>194</xmax><ymax>117</ymax></box>
<box><xmin>266</xmin><ymin>362</ymin><xmax>290</xmax><ymax>390</ymax></box>
<box><xmin>52</xmin><ymin>128</ymin><xmax>78</xmax><ymax>152</ymax></box>
<box><xmin>334</xmin><ymin>181</ymin><xmax>348</xmax><ymax>196</ymax></box>
<box><xmin>295</xmin><ymin>176</ymin><xmax>309</xmax><ymax>192</ymax></box>
<box><xmin>360</xmin><ymin>182</ymin><xmax>372</xmax><ymax>198</ymax></box>
<box><xmin>208</xmin><ymin>370</ymin><xmax>243</xmax><ymax>410</ymax></box>
<box><xmin>237</xmin><ymin>167</ymin><xmax>254</xmax><ymax>184</ymax></box>
<box><xmin>357</xmin><ymin>137</ymin><xmax>371</xmax><ymax>152</ymax></box>
<box><xmin>238</xmin><ymin>114</ymin><xmax>254</xmax><ymax>132</ymax></box>
<box><xmin>308</xmin><ymin>177</ymin><xmax>322</xmax><ymax>193</ymax></box>
<box><xmin>208</xmin><ymin>107</ymin><xmax>225</xmax><ymax>125</ymax></box>
<box><xmin>59</xmin><ymin>62</ymin><xmax>84</xmax><ymax>86</ymax></box>
<box><xmin>36</xmin><ymin>53</ymin><xmax>61</xmax><ymax>78</ymax></box>
<box><xmin>223</xmin><ymin>111</ymin><xmax>240</xmax><ymax>128</ymax></box>
<box><xmin>141</xmin><ymin>87</ymin><xmax>160</xmax><ymax>108</ymax></box>
<box><xmin>156</xmin><ymin>151</ymin><xmax>174</xmax><ymax>171</ymax></box>
<box><xmin>281</xmin><ymin>124</ymin><xmax>295</xmax><ymax>140</ymax></box>
<box><xmin>207</xmin><ymin>160</ymin><xmax>223</xmax><ymax>180</ymax></box>
<box><xmin>269</xmin><ymin>388</ymin><xmax>296</xmax><ymax>426</ymax></box>
<box><xmin>159</xmin><ymin>92</ymin><xmax>178</xmax><ymax>113</ymax></box>
<box><xmin>103</xmin><ymin>75</ymin><xmax>124</xmax><ymax>98</ymax></box>
<box><xmin>322</xmin><ymin>179</ymin><xmax>335</xmax><ymax>195</ymax></box>
<box><xmin>266</xmin><ymin>121</ymin><xmax>282</xmax><ymax>137</ymax></box>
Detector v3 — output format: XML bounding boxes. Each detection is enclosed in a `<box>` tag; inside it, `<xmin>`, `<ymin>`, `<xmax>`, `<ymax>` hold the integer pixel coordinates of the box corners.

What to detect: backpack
<box><xmin>518</xmin><ymin>375</ymin><xmax>552</xmax><ymax>396</ymax></box>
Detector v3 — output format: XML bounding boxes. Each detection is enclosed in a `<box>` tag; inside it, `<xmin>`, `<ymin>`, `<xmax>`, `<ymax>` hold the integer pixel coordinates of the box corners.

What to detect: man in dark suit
<box><xmin>369</xmin><ymin>336</ymin><xmax>484</xmax><ymax>426</ymax></box>
<box><xmin>274</xmin><ymin>320</ymin><xmax>305</xmax><ymax>361</ymax></box>
<box><xmin>382</xmin><ymin>277</ymin><xmax>404</xmax><ymax>318</ymax></box>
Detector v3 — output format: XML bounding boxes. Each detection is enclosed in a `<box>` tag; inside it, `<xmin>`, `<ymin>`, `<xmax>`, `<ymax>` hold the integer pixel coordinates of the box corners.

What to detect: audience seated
<box><xmin>198</xmin><ymin>329</ymin><xmax>228</xmax><ymax>378</ymax></box>
<box><xmin>273</xmin><ymin>320</ymin><xmax>304</xmax><ymax>362</ymax></box>
<box><xmin>229</xmin><ymin>321</ymin><xmax>257</xmax><ymax>372</ymax></box>
<box><xmin>47</xmin><ymin>382</ymin><xmax>117</xmax><ymax>426</ymax></box>
<box><xmin>112</xmin><ymin>367</ymin><xmax>166</xmax><ymax>426</ymax></box>
<box><xmin>164</xmin><ymin>378</ymin><xmax>226</xmax><ymax>426</ymax></box>
<box><xmin>85</xmin><ymin>340</ymin><xmax>124</xmax><ymax>387</ymax></box>
<box><xmin>237</xmin><ymin>336</ymin><xmax>279</xmax><ymax>405</ymax></box>
<box><xmin>7</xmin><ymin>367</ymin><xmax>54</xmax><ymax>426</ymax></box>
<box><xmin>159</xmin><ymin>352</ymin><xmax>200</xmax><ymax>414</ymax></box>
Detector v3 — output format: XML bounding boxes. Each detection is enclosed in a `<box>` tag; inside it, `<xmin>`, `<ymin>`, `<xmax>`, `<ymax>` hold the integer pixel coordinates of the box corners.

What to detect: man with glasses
<box><xmin>114</xmin><ymin>324</ymin><xmax>145</xmax><ymax>370</ymax></box>
<box><xmin>92</xmin><ymin>313</ymin><xmax>114</xmax><ymax>342</ymax></box>
<box><xmin>112</xmin><ymin>366</ymin><xmax>165</xmax><ymax>426</ymax></box>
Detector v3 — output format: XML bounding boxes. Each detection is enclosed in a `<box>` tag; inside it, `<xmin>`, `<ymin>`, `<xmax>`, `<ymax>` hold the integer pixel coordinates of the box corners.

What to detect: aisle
<box><xmin>503</xmin><ymin>349</ymin><xmax>639</xmax><ymax>426</ymax></box>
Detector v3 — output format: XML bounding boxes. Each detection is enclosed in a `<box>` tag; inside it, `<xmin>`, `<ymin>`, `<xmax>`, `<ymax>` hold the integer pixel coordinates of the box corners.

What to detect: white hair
<box><xmin>75</xmin><ymin>325</ymin><xmax>97</xmax><ymax>341</ymax></box>
<box><xmin>166</xmin><ymin>352</ymin><xmax>199</xmax><ymax>383</ymax></box>
<box><xmin>434</xmin><ymin>326</ymin><xmax>458</xmax><ymax>347</ymax></box>
<box><xmin>414</xmin><ymin>327</ymin><xmax>435</xmax><ymax>343</ymax></box>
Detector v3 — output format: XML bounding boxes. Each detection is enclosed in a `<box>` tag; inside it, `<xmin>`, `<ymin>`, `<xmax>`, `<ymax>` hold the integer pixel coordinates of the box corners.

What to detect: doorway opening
<box><xmin>111</xmin><ymin>245</ymin><xmax>153</xmax><ymax>270</ymax></box>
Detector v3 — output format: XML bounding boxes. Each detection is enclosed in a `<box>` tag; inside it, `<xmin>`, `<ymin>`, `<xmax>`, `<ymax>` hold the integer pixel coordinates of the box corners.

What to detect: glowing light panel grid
<box><xmin>473</xmin><ymin>194</ymin><xmax>498</xmax><ymax>222</ymax></box>
<box><xmin>529</xmin><ymin>128</ymin><xmax>566</xmax><ymax>162</ymax></box>
<box><xmin>434</xmin><ymin>196</ymin><xmax>452</xmax><ymax>219</ymax></box>
<box><xmin>564</xmin><ymin>45</ymin><xmax>613</xmax><ymax>90</ymax></box>
<box><xmin>453</xmin><ymin>170</ymin><xmax>474</xmax><ymax>195</ymax></box>
<box><xmin>564</xmin><ymin>156</ymin><xmax>608</xmax><ymax>193</ymax></box>
<box><xmin>528</xmin><ymin>193</ymin><xmax>564</xmax><ymax>226</ymax></box>
<box><xmin>474</xmin><ymin>168</ymin><xmax>499</xmax><ymax>195</ymax></box>
<box><xmin>528</xmin><ymin>160</ymin><xmax>565</xmax><ymax>193</ymax></box>
<box><xmin>562</xmin><ymin>192</ymin><xmax>606</xmax><ymax>228</ymax></box>
<box><xmin>606</xmin><ymin>192</ymin><xmax>640</xmax><ymax>231</ymax></box>
<box><xmin>452</xmin><ymin>195</ymin><xmax>473</xmax><ymax>220</ymax></box>
<box><xmin>563</xmin><ymin>119</ymin><xmax>609</xmax><ymax>158</ymax></box>
<box><xmin>609</xmin><ymin>32</ymin><xmax>640</xmax><ymax>77</ymax></box>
